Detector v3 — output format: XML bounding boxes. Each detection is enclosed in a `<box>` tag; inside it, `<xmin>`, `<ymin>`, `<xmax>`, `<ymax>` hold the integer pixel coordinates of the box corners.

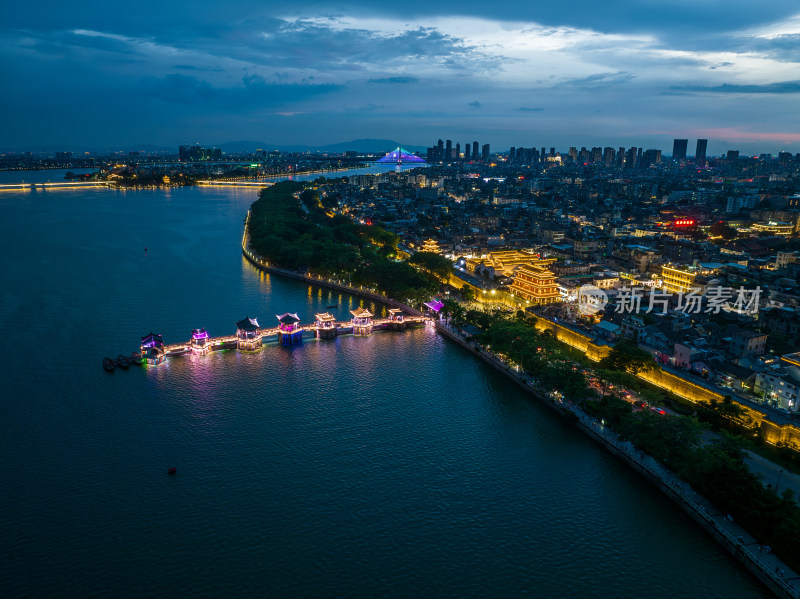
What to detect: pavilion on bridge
<box><xmin>141</xmin><ymin>332</ymin><xmax>165</xmax><ymax>365</ymax></box>
<box><xmin>236</xmin><ymin>316</ymin><xmax>262</xmax><ymax>351</ymax></box>
<box><xmin>388</xmin><ymin>308</ymin><xmax>406</xmax><ymax>330</ymax></box>
<box><xmin>277</xmin><ymin>313</ymin><xmax>303</xmax><ymax>345</ymax></box>
<box><xmin>191</xmin><ymin>328</ymin><xmax>210</xmax><ymax>355</ymax></box>
<box><xmin>315</xmin><ymin>312</ymin><xmax>337</xmax><ymax>339</ymax></box>
<box><xmin>351</xmin><ymin>307</ymin><xmax>374</xmax><ymax>335</ymax></box>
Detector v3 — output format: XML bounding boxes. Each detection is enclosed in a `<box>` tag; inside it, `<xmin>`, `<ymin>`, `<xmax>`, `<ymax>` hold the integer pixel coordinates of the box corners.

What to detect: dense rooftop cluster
<box><xmin>313</xmin><ymin>146</ymin><xmax>800</xmax><ymax>417</ymax></box>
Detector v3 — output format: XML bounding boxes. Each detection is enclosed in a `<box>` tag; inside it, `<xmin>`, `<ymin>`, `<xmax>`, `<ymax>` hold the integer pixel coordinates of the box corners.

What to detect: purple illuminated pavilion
<box><xmin>276</xmin><ymin>313</ymin><xmax>303</xmax><ymax>345</ymax></box>
<box><xmin>375</xmin><ymin>147</ymin><xmax>426</xmax><ymax>165</ymax></box>
<box><xmin>423</xmin><ymin>299</ymin><xmax>444</xmax><ymax>313</ymax></box>
<box><xmin>191</xmin><ymin>328</ymin><xmax>210</xmax><ymax>354</ymax></box>
<box><xmin>141</xmin><ymin>332</ymin><xmax>165</xmax><ymax>365</ymax></box>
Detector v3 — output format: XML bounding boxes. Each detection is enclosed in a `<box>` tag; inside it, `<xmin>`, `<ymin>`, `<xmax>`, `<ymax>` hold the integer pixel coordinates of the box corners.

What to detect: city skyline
<box><xmin>2</xmin><ymin>1</ymin><xmax>800</xmax><ymax>153</ymax></box>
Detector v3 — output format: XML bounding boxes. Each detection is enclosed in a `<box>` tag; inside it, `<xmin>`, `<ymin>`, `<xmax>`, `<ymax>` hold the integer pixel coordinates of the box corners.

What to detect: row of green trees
<box><xmin>442</xmin><ymin>307</ymin><xmax>591</xmax><ymax>402</ymax></box>
<box><xmin>590</xmin><ymin>394</ymin><xmax>800</xmax><ymax>571</ymax></box>
<box><xmin>247</xmin><ymin>182</ymin><xmax>439</xmax><ymax>303</ymax></box>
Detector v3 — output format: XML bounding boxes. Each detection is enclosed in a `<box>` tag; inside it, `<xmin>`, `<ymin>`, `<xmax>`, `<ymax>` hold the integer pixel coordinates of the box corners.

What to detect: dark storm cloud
<box><xmin>1</xmin><ymin>0</ymin><xmax>799</xmax><ymax>151</ymax></box>
<box><xmin>669</xmin><ymin>80</ymin><xmax>800</xmax><ymax>94</ymax></box>
<box><xmin>2</xmin><ymin>0</ymin><xmax>797</xmax><ymax>38</ymax></box>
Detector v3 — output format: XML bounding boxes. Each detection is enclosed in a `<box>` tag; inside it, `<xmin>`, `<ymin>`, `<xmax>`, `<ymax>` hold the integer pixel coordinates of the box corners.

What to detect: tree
<box><xmin>409</xmin><ymin>251</ymin><xmax>454</xmax><ymax>282</ymax></box>
<box><xmin>599</xmin><ymin>341</ymin><xmax>655</xmax><ymax>375</ymax></box>
<box><xmin>710</xmin><ymin>222</ymin><xmax>738</xmax><ymax>240</ymax></box>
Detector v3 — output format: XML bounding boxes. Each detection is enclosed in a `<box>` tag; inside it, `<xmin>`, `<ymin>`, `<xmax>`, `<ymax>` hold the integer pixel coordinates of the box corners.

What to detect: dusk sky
<box><xmin>3</xmin><ymin>1</ymin><xmax>800</xmax><ymax>154</ymax></box>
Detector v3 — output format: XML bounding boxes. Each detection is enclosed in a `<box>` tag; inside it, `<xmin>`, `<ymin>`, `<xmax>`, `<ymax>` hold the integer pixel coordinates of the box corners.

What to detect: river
<box><xmin>0</xmin><ymin>174</ymin><xmax>767</xmax><ymax>597</ymax></box>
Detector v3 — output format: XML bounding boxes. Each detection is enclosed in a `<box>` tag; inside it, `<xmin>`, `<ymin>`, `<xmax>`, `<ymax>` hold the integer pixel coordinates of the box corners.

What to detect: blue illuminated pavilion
<box><xmin>375</xmin><ymin>147</ymin><xmax>426</xmax><ymax>164</ymax></box>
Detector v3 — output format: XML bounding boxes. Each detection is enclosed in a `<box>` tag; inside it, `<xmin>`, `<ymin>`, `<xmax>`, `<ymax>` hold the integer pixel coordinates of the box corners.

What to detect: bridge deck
<box><xmin>159</xmin><ymin>317</ymin><xmax>425</xmax><ymax>354</ymax></box>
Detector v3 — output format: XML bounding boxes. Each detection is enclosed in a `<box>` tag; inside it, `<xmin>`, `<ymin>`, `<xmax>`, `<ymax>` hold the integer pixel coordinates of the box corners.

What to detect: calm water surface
<box><xmin>0</xmin><ymin>183</ymin><xmax>766</xmax><ymax>597</ymax></box>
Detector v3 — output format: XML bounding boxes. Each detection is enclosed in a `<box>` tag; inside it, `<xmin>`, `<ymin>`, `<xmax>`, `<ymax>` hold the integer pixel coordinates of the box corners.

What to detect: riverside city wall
<box><xmin>529</xmin><ymin>314</ymin><xmax>800</xmax><ymax>448</ymax></box>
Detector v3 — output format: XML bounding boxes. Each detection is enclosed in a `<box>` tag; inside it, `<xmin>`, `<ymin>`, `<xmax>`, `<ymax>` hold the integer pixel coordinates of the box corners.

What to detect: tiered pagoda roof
<box><xmin>510</xmin><ymin>261</ymin><xmax>561</xmax><ymax>305</ymax></box>
<box><xmin>350</xmin><ymin>307</ymin><xmax>374</xmax><ymax>318</ymax></box>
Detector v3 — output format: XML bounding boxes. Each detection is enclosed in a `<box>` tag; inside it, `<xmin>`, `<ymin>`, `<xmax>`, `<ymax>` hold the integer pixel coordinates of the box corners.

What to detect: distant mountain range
<box><xmin>4</xmin><ymin>139</ymin><xmax>427</xmax><ymax>155</ymax></box>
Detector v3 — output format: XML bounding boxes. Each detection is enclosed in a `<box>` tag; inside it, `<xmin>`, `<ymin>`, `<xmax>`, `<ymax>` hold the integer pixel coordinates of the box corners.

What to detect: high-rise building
<box><xmin>641</xmin><ymin>149</ymin><xmax>662</xmax><ymax>168</ymax></box>
<box><xmin>603</xmin><ymin>147</ymin><xmax>615</xmax><ymax>166</ymax></box>
<box><xmin>482</xmin><ymin>144</ymin><xmax>490</xmax><ymax>160</ymax></box>
<box><xmin>472</xmin><ymin>141</ymin><xmax>479</xmax><ymax>159</ymax></box>
<box><xmin>445</xmin><ymin>140</ymin><xmax>453</xmax><ymax>161</ymax></box>
<box><xmin>625</xmin><ymin>147</ymin><xmax>638</xmax><ymax>169</ymax></box>
<box><xmin>509</xmin><ymin>147</ymin><xmax>516</xmax><ymax>162</ymax></box>
<box><xmin>695</xmin><ymin>139</ymin><xmax>708</xmax><ymax>167</ymax></box>
<box><xmin>727</xmin><ymin>150</ymin><xmax>739</xmax><ymax>161</ymax></box>
<box><xmin>464</xmin><ymin>143</ymin><xmax>471</xmax><ymax>161</ymax></box>
<box><xmin>672</xmin><ymin>139</ymin><xmax>688</xmax><ymax>160</ymax></box>
<box><xmin>455</xmin><ymin>142</ymin><xmax>461</xmax><ymax>160</ymax></box>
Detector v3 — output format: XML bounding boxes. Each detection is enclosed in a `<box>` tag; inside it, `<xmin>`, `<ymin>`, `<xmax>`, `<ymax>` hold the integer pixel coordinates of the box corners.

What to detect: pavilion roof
<box><xmin>424</xmin><ymin>299</ymin><xmax>444</xmax><ymax>312</ymax></box>
<box><xmin>350</xmin><ymin>307</ymin><xmax>373</xmax><ymax>318</ymax></box>
<box><xmin>236</xmin><ymin>316</ymin><xmax>259</xmax><ymax>331</ymax></box>
<box><xmin>315</xmin><ymin>313</ymin><xmax>336</xmax><ymax>322</ymax></box>
<box><xmin>276</xmin><ymin>312</ymin><xmax>301</xmax><ymax>324</ymax></box>
<box><xmin>141</xmin><ymin>332</ymin><xmax>164</xmax><ymax>347</ymax></box>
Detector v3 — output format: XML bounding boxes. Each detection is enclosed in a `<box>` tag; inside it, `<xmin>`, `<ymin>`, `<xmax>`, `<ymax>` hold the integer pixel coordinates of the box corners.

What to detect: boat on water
<box><xmin>326</xmin><ymin>304</ymin><xmax>338</xmax><ymax>309</ymax></box>
<box><xmin>102</xmin><ymin>357</ymin><xmax>116</xmax><ymax>372</ymax></box>
<box><xmin>116</xmin><ymin>354</ymin><xmax>131</xmax><ymax>368</ymax></box>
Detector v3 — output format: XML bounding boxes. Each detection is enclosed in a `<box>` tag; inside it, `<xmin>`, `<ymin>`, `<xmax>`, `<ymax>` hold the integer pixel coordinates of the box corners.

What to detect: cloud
<box><xmin>368</xmin><ymin>76</ymin><xmax>420</xmax><ymax>84</ymax></box>
<box><xmin>557</xmin><ymin>71</ymin><xmax>636</xmax><ymax>88</ymax></box>
<box><xmin>518</xmin><ymin>107</ymin><xmax>544</xmax><ymax>111</ymax></box>
<box><xmin>138</xmin><ymin>73</ymin><xmax>342</xmax><ymax>107</ymax></box>
<box><xmin>669</xmin><ymin>80</ymin><xmax>800</xmax><ymax>94</ymax></box>
<box><xmin>468</xmin><ymin>101</ymin><xmax>482</xmax><ymax>108</ymax></box>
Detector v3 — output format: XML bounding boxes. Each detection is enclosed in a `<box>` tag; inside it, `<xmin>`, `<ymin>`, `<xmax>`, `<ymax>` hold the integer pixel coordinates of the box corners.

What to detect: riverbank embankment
<box><xmin>436</xmin><ymin>319</ymin><xmax>799</xmax><ymax>599</ymax></box>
